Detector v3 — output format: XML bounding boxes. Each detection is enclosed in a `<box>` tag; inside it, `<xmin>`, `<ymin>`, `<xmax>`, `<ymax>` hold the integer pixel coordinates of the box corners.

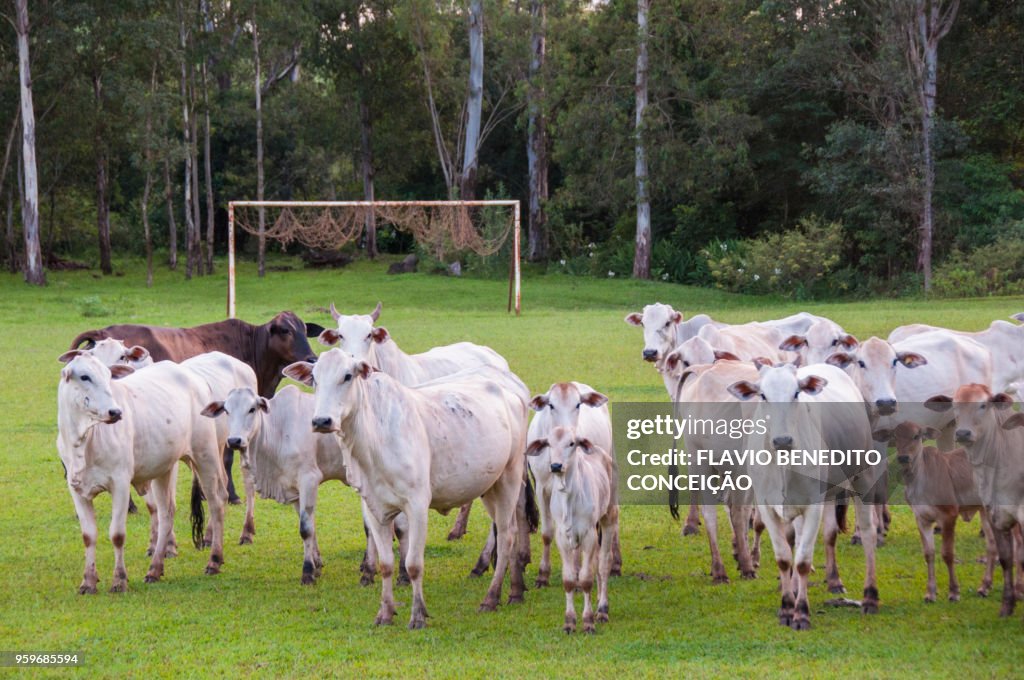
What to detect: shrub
<box><xmin>703</xmin><ymin>216</ymin><xmax>844</xmax><ymax>298</ymax></box>
<box><xmin>932</xmin><ymin>233</ymin><xmax>1024</xmax><ymax>297</ymax></box>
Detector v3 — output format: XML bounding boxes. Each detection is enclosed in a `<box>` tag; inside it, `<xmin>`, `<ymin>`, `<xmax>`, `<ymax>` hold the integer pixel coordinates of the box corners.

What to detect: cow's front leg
<box><xmin>855</xmin><ymin>498</ymin><xmax>880</xmax><ymax>614</ymax></box>
<box><xmin>995</xmin><ymin>527</ymin><xmax>1016</xmax><ymax>617</ymax></box>
<box><xmin>297</xmin><ymin>475</ymin><xmax>321</xmax><ymax>584</ymax></box>
<box><xmin>823</xmin><ymin>502</ymin><xmax>845</xmax><ymax>594</ymax></box>
<box><xmin>791</xmin><ymin>506</ymin><xmax>822</xmax><ymax>631</ymax></box>
<box><xmin>579</xmin><ymin>533</ymin><xmax>599</xmax><ymax>634</ymax></box>
<box><xmin>703</xmin><ymin>504</ymin><xmax>729</xmax><ymax>584</ymax></box>
<box><xmin>238</xmin><ymin>455</ymin><xmax>256</xmax><ymax>545</ymax></box>
<box><xmin>683</xmin><ymin>499</ymin><xmax>701</xmax><ymax>536</ymax></box>
<box><xmin>71</xmin><ymin>491</ymin><xmax>99</xmax><ymax>594</ymax></box>
<box><xmin>108</xmin><ymin>481</ymin><xmax>130</xmax><ymax>593</ymax></box>
<box><xmin>145</xmin><ymin>472</ymin><xmax>175</xmax><ymax>583</ymax></box>
<box><xmin>364</xmin><ymin>510</ymin><xmax>398</xmax><ymax>626</ymax></box>
<box><xmin>402</xmin><ymin>508</ymin><xmax>429</xmax><ymax>629</ymax></box>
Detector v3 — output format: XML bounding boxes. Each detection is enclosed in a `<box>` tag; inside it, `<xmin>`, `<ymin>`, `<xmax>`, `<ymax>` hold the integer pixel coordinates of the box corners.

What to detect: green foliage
<box><xmin>75</xmin><ymin>295</ymin><xmax>114</xmax><ymax>318</ymax></box>
<box><xmin>705</xmin><ymin>216</ymin><xmax>844</xmax><ymax>298</ymax></box>
<box><xmin>932</xmin><ymin>233</ymin><xmax>1024</xmax><ymax>297</ymax></box>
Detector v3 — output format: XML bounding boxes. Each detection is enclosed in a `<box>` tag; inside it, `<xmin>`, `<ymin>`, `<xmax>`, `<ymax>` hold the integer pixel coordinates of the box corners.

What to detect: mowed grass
<box><xmin>2</xmin><ymin>257</ymin><xmax>1023</xmax><ymax>678</ymax></box>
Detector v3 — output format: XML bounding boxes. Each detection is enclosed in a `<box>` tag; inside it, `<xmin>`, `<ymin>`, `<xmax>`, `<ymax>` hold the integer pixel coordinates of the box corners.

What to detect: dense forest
<box><xmin>2</xmin><ymin>1</ymin><xmax>1023</xmax><ymax>297</ymax></box>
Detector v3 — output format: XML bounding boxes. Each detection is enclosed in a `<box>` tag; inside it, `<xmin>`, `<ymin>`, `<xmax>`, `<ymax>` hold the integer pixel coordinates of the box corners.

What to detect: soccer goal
<box><xmin>226</xmin><ymin>200</ymin><xmax>522</xmax><ymax>318</ymax></box>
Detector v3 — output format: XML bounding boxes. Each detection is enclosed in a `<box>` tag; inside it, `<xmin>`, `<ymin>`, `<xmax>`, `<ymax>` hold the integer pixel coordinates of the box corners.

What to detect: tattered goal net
<box><xmin>227</xmin><ymin>200</ymin><xmax>521</xmax><ymax>316</ymax></box>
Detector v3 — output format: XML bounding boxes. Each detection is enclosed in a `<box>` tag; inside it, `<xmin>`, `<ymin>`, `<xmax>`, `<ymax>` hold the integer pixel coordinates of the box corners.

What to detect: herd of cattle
<box><xmin>54</xmin><ymin>301</ymin><xmax>1024</xmax><ymax>632</ymax></box>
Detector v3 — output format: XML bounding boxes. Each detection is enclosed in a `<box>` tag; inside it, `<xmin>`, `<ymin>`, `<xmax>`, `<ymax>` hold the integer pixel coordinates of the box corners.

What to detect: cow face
<box><xmin>729</xmin><ymin>364</ymin><xmax>827</xmax><ymax>450</ymax></box>
<box><xmin>267</xmin><ymin>311</ymin><xmax>321</xmax><ymax>365</ymax></box>
<box><xmin>319</xmin><ymin>303</ymin><xmax>389</xmax><ymax>362</ymax></box>
<box><xmin>825</xmin><ymin>337</ymin><xmax>926</xmax><ymax>416</ymax></box>
<box><xmin>625</xmin><ymin>303</ymin><xmax>683</xmax><ymax>364</ymax></box>
<box><xmin>89</xmin><ymin>338</ymin><xmax>153</xmax><ymax>370</ymax></box>
<box><xmin>527</xmin><ymin>426</ymin><xmax>595</xmax><ymax>486</ymax></box>
<box><xmin>781</xmin><ymin>321</ymin><xmax>858</xmax><ymax>366</ymax></box>
<box><xmin>530</xmin><ymin>382</ymin><xmax>608</xmax><ymax>431</ymax></box>
<box><xmin>663</xmin><ymin>336</ymin><xmax>739</xmax><ymax>377</ymax></box>
<box><xmin>285</xmin><ymin>349</ymin><xmax>373</xmax><ymax>434</ymax></box>
<box><xmin>926</xmin><ymin>384</ymin><xmax>1012</xmax><ymax>446</ymax></box>
<box><xmin>201</xmin><ymin>387</ymin><xmax>267</xmax><ymax>451</ymax></box>
<box><xmin>875</xmin><ymin>421</ymin><xmax>938</xmax><ymax>468</ymax></box>
<box><xmin>58</xmin><ymin>351</ymin><xmax>130</xmax><ymax>424</ymax></box>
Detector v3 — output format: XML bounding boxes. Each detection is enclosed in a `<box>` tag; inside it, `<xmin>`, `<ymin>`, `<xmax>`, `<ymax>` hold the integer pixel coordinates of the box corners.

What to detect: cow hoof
<box><xmin>711</xmin><ymin>574</ymin><xmax>730</xmax><ymax>585</ymax></box>
<box><xmin>301</xmin><ymin>574</ymin><xmax>316</xmax><ymax>586</ymax></box>
<box><xmin>876</xmin><ymin>536</ymin><xmax>885</xmax><ymax>547</ymax></box>
<box><xmin>374</xmin><ymin>611</ymin><xmax>395</xmax><ymax>626</ymax></box>
<box><xmin>165</xmin><ymin>546</ymin><xmax>178</xmax><ymax>558</ymax></box>
<box><xmin>478</xmin><ymin>601</ymin><xmax>498</xmax><ymax>613</ymax></box>
<box><xmin>583</xmin><ymin>623</ymin><xmax>596</xmax><ymax>634</ymax></box>
<box><xmin>596</xmin><ymin>612</ymin><xmax>609</xmax><ymax>623</ymax></box>
<box><xmin>397</xmin><ymin>572</ymin><xmax>411</xmax><ymax>587</ymax></box>
<box><xmin>850</xmin><ymin>535</ymin><xmax>862</xmax><ymax>546</ymax></box>
<box><xmin>239</xmin><ymin>535</ymin><xmax>253</xmax><ymax>546</ymax></box>
<box><xmin>610</xmin><ymin>567</ymin><xmax>622</xmax><ymax>578</ymax></box>
<box><xmin>535</xmin><ymin>577</ymin><xmax>549</xmax><ymax>588</ymax></box>
<box><xmin>359</xmin><ymin>574</ymin><xmax>374</xmax><ymax>587</ymax></box>
<box><xmin>999</xmin><ymin>602</ymin><xmax>1014</xmax><ymax>617</ymax></box>
<box><xmin>862</xmin><ymin>601</ymin><xmax>879</xmax><ymax>615</ymax></box>
<box><xmin>791</xmin><ymin>617</ymin><xmax>811</xmax><ymax>631</ymax></box>
<box><xmin>204</xmin><ymin>564</ymin><xmax>221</xmax><ymax>576</ymax></box>
<box><xmin>741</xmin><ymin>570</ymin><xmax>757</xmax><ymax>580</ymax></box>
<box><xmin>446</xmin><ymin>530</ymin><xmax>465</xmax><ymax>541</ymax></box>
<box><xmin>144</xmin><ymin>574</ymin><xmax>160</xmax><ymax>584</ymax></box>
<box><xmin>507</xmin><ymin>594</ymin><xmax>525</xmax><ymax>605</ymax></box>
<box><xmin>828</xmin><ymin>584</ymin><xmax>846</xmax><ymax>595</ymax></box>
<box><xmin>109</xmin><ymin>581</ymin><xmax>127</xmax><ymax>594</ymax></box>
<box><xmin>469</xmin><ymin>568</ymin><xmax>487</xmax><ymax>578</ymax></box>
<box><xmin>949</xmin><ymin>592</ymin><xmax>960</xmax><ymax>602</ymax></box>
<box><xmin>228</xmin><ymin>496</ymin><xmax>243</xmax><ymax>506</ymax></box>
<box><xmin>977</xmin><ymin>586</ymin><xmax>989</xmax><ymax>598</ymax></box>
<box><xmin>408</xmin><ymin>618</ymin><xmax>426</xmax><ymax>630</ymax></box>
<box><xmin>563</xmin><ymin>623</ymin><xmax>576</xmax><ymax>634</ymax></box>
<box><xmin>682</xmin><ymin>525</ymin><xmax>699</xmax><ymax>537</ymax></box>
<box><xmin>924</xmin><ymin>594</ymin><xmax>936</xmax><ymax>603</ymax></box>
<box><xmin>778</xmin><ymin>613</ymin><xmax>793</xmax><ymax>627</ymax></box>
<box><xmin>78</xmin><ymin>584</ymin><xmax>98</xmax><ymax>595</ymax></box>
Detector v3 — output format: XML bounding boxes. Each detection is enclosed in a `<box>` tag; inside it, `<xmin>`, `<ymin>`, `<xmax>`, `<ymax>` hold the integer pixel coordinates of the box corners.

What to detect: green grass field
<box><xmin>2</xmin><ymin>257</ymin><xmax>1023</xmax><ymax>678</ymax></box>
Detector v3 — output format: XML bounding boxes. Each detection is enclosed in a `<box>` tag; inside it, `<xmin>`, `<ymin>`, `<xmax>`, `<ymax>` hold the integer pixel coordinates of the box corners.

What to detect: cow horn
<box><xmin>329</xmin><ymin>302</ymin><xmax>341</xmax><ymax>321</ymax></box>
<box><xmin>370</xmin><ymin>301</ymin><xmax>382</xmax><ymax>322</ymax></box>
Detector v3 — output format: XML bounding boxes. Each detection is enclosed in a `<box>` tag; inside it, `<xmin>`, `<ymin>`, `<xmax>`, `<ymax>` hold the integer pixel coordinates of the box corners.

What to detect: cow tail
<box><xmin>489</xmin><ymin>523</ymin><xmax>498</xmax><ymax>570</ymax></box>
<box><xmin>191</xmin><ymin>474</ymin><xmax>206</xmax><ymax>550</ymax></box>
<box><xmin>69</xmin><ymin>329</ymin><xmax>108</xmax><ymax>350</ymax></box>
<box><xmin>668</xmin><ymin>459</ymin><xmax>680</xmax><ymax>521</ymax></box>
<box><xmin>835</xmin><ymin>499</ymin><xmax>849</xmax><ymax>534</ymax></box>
<box><xmin>524</xmin><ymin>469</ymin><xmax>540</xmax><ymax>534</ymax></box>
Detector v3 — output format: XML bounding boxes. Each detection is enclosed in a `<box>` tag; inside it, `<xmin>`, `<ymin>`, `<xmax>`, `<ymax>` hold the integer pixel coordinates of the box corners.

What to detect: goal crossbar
<box><xmin>226</xmin><ymin>200</ymin><xmax>521</xmax><ymax>319</ymax></box>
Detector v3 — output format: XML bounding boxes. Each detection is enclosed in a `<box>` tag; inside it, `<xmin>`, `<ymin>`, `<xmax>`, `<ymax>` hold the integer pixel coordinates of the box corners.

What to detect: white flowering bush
<box><xmin>703</xmin><ymin>216</ymin><xmax>844</xmax><ymax>298</ymax></box>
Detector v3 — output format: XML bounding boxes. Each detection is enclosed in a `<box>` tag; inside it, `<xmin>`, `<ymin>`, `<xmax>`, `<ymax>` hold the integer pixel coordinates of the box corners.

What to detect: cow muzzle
<box><xmin>642</xmin><ymin>349</ymin><xmax>658</xmax><ymax>363</ymax></box>
<box><xmin>105</xmin><ymin>408</ymin><xmax>123</xmax><ymax>424</ymax></box>
<box><xmin>227</xmin><ymin>437</ymin><xmax>246</xmax><ymax>450</ymax></box>
<box><xmin>312</xmin><ymin>416</ymin><xmax>335</xmax><ymax>433</ymax></box>
<box><xmin>955</xmin><ymin>429</ymin><xmax>974</xmax><ymax>444</ymax></box>
<box><xmin>772</xmin><ymin>435</ymin><xmax>793</xmax><ymax>449</ymax></box>
<box><xmin>550</xmin><ymin>463</ymin><xmax>563</xmax><ymax>474</ymax></box>
<box><xmin>896</xmin><ymin>454</ymin><xmax>910</xmax><ymax>465</ymax></box>
<box><xmin>874</xmin><ymin>399</ymin><xmax>897</xmax><ymax>416</ymax></box>
<box><xmin>304</xmin><ymin>355</ymin><xmax>318</xmax><ymax>364</ymax></box>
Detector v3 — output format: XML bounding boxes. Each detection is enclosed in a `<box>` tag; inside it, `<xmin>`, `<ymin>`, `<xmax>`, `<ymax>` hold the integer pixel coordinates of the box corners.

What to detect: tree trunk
<box><xmin>632</xmin><ymin>0</ymin><xmax>651</xmax><ymax>280</ymax></box>
<box><xmin>526</xmin><ymin>0</ymin><xmax>548</xmax><ymax>262</ymax></box>
<box><xmin>203</xmin><ymin>62</ymin><xmax>215</xmax><ymax>273</ymax></box>
<box><xmin>180</xmin><ymin>1</ymin><xmax>195</xmax><ymax>280</ymax></box>
<box><xmin>359</xmin><ymin>97</ymin><xmax>377</xmax><ymax>258</ymax></box>
<box><xmin>164</xmin><ymin>158</ymin><xmax>178</xmax><ymax>270</ymax></box>
<box><xmin>94</xmin><ymin>74</ymin><xmax>113</xmax><ymax>276</ymax></box>
<box><xmin>15</xmin><ymin>0</ymin><xmax>44</xmax><ymax>286</ymax></box>
<box><xmin>254</xmin><ymin>17</ymin><xmax>266</xmax><ymax>278</ymax></box>
<box><xmin>461</xmin><ymin>0</ymin><xmax>484</xmax><ymax>200</ymax></box>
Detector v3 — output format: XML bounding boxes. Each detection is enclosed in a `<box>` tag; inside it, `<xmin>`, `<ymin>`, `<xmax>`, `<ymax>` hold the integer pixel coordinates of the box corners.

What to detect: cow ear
<box><xmin>924</xmin><ymin>395</ymin><xmax>953</xmax><ymax>412</ymax></box>
<box><xmin>318</xmin><ymin>329</ymin><xmax>341</xmax><ymax>346</ymax></box>
<box><xmin>825</xmin><ymin>352</ymin><xmax>853</xmax><ymax>369</ymax></box>
<box><xmin>1002</xmin><ymin>413</ymin><xmax>1024</xmax><ymax>430</ymax></box>
<box><xmin>897</xmin><ymin>352</ymin><xmax>927</xmax><ymax>368</ymax></box>
<box><xmin>839</xmin><ymin>334</ymin><xmax>859</xmax><ymax>350</ymax></box>
<box><xmin>799</xmin><ymin>375</ymin><xmax>827</xmax><ymax>395</ymax></box>
<box><xmin>576</xmin><ymin>437</ymin><xmax>595</xmax><ymax>454</ymax></box>
<box><xmin>258</xmin><ymin>397</ymin><xmax>270</xmax><ymax>413</ymax></box>
<box><xmin>525</xmin><ymin>439</ymin><xmax>548</xmax><ymax>456</ymax></box>
<box><xmin>752</xmin><ymin>357</ymin><xmax>774</xmax><ymax>370</ymax></box>
<box><xmin>991</xmin><ymin>392</ymin><xmax>1014</xmax><ymax>410</ymax></box>
<box><xmin>305</xmin><ymin>322</ymin><xmax>325</xmax><ymax>338</ymax></box>
<box><xmin>355</xmin><ymin>361</ymin><xmax>376</xmax><ymax>379</ymax></box>
<box><xmin>713</xmin><ymin>350</ymin><xmax>740</xmax><ymax>362</ymax></box>
<box><xmin>779</xmin><ymin>335</ymin><xmax>807</xmax><ymax>352</ymax></box>
<box><xmin>110</xmin><ymin>365</ymin><xmax>135</xmax><ymax>380</ymax></box>
<box><xmin>871</xmin><ymin>428</ymin><xmax>893</xmax><ymax>443</ymax></box>
<box><xmin>283</xmin><ymin>361</ymin><xmax>315</xmax><ymax>386</ymax></box>
<box><xmin>126</xmin><ymin>345</ymin><xmax>150</xmax><ymax>362</ymax></box>
<box><xmin>669</xmin><ymin>311</ymin><xmax>682</xmax><ymax>324</ymax></box>
<box><xmin>728</xmin><ymin>380</ymin><xmax>760</xmax><ymax>401</ymax></box>
<box><xmin>370</xmin><ymin>327</ymin><xmax>389</xmax><ymax>344</ymax></box>
<box><xmin>664</xmin><ymin>350</ymin><xmax>683</xmax><ymax>373</ymax></box>
<box><xmin>58</xmin><ymin>350</ymin><xmax>85</xmax><ymax>364</ymax></box>
<box><xmin>200</xmin><ymin>401</ymin><xmax>225</xmax><ymax>418</ymax></box>
<box><xmin>529</xmin><ymin>395</ymin><xmax>549</xmax><ymax>412</ymax></box>
<box><xmin>624</xmin><ymin>312</ymin><xmax>643</xmax><ymax>327</ymax></box>
<box><xmin>581</xmin><ymin>391</ymin><xmax>608</xmax><ymax>408</ymax></box>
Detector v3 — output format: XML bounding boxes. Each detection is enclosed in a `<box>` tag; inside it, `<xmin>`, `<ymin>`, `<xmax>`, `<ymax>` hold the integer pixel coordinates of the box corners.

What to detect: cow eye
<box><xmin>831</xmin><ymin>339</ymin><xmax>838</xmax><ymax>346</ymax></box>
<box><xmin>760</xmin><ymin>394</ymin><xmax>766</xmax><ymax>401</ymax></box>
<box><xmin>343</xmin><ymin>373</ymin><xmax>352</xmax><ymax>382</ymax></box>
<box><xmin>858</xmin><ymin>360</ymin><xmax>866</xmax><ymax>369</ymax></box>
<box><xmin>683</xmin><ymin>360</ymin><xmax>691</xmax><ymax>368</ymax></box>
<box><xmin>794</xmin><ymin>391</ymin><xmax>800</xmax><ymax>399</ymax></box>
<box><xmin>248</xmin><ymin>407</ymin><xmax>256</xmax><ymax>414</ymax></box>
<box><xmin>575</xmin><ymin>403</ymin><xmax>581</xmax><ymax>410</ymax></box>
<box><xmin>663</xmin><ymin>322</ymin><xmax>670</xmax><ymax>329</ymax></box>
<box><xmin>80</xmin><ymin>375</ymin><xmax>91</xmax><ymax>383</ymax></box>
<box><xmin>549</xmin><ymin>404</ymin><xmax>555</xmax><ymax>411</ymax></box>
<box><xmin>891</xmin><ymin>358</ymin><xmax>898</xmax><ymax>367</ymax></box>
<box><xmin>365</xmin><ymin>334</ymin><xmax>371</xmax><ymax>341</ymax></box>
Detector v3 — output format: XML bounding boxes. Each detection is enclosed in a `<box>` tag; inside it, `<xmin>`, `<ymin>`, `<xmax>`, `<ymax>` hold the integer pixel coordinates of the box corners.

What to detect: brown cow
<box><xmin>874</xmin><ymin>421</ymin><xmax>997</xmax><ymax>602</ymax></box>
<box><xmin>70</xmin><ymin>311</ymin><xmax>325</xmax><ymax>505</ymax></box>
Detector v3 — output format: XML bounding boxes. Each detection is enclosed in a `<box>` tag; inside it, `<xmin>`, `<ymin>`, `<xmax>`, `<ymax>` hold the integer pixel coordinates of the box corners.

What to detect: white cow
<box><xmin>757</xmin><ymin>311</ymin><xmax>833</xmax><ymax>338</ymax></box>
<box><xmin>284</xmin><ymin>350</ymin><xmax>530</xmax><ymax>629</ymax></box>
<box><xmin>729</xmin><ymin>362</ymin><xmax>881</xmax><ymax>629</ymax></box>
<box><xmin>57</xmin><ymin>351</ymin><xmax>228</xmax><ymax>593</ymax></box>
<box><xmin>779</xmin><ymin>318</ymin><xmax>859</xmax><ymax>367</ymax></box>
<box><xmin>87</xmin><ymin>338</ymin><xmax>154</xmax><ymax>370</ymax></box>
<box><xmin>181</xmin><ymin>352</ymin><xmax>259</xmax><ymax>546</ymax></box>
<box><xmin>890</xmin><ymin>314</ymin><xmax>1024</xmax><ymax>394</ymax></box>
<box><xmin>624</xmin><ymin>303</ymin><xmax>721</xmax><ymax>367</ymax></box>
<box><xmin>200</xmin><ymin>385</ymin><xmax>409</xmax><ymax>585</ymax></box>
<box><xmin>526</xmin><ymin>382</ymin><xmax>617</xmax><ymax>586</ymax></box>
<box><xmin>321</xmin><ymin>301</ymin><xmax>510</xmax><ymax>541</ymax></box>
<box><xmin>526</xmin><ymin>426</ymin><xmax>618</xmax><ymax>634</ymax></box>
<box><xmin>697</xmin><ymin>323</ymin><xmax>791</xmax><ymax>364</ymax></box>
